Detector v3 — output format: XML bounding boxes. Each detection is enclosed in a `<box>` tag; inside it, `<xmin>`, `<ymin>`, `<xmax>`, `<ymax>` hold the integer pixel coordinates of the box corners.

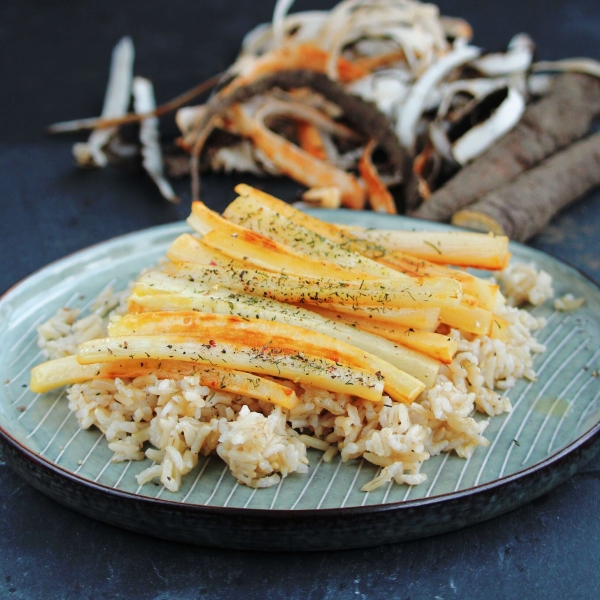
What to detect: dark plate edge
<box><xmin>1</xmin><ymin>214</ymin><xmax>600</xmax><ymax>549</ymax></box>
<box><xmin>1</xmin><ymin>415</ymin><xmax>600</xmax><ymax>518</ymax></box>
<box><xmin>1</xmin><ymin>420</ymin><xmax>599</xmax><ymax>550</ymax></box>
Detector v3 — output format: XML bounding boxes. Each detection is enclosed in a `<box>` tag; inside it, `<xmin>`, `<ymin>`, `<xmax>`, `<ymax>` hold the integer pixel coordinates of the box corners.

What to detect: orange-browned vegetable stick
<box><xmin>108</xmin><ymin>311</ymin><xmax>426</xmax><ymax>403</ymax></box>
<box><xmin>339</xmin><ymin>227</ymin><xmax>511</xmax><ymax>270</ymax></box>
<box><xmin>358</xmin><ymin>139</ymin><xmax>397</xmax><ymax>214</ymax></box>
<box><xmin>79</xmin><ymin>334</ymin><xmax>386</xmax><ymax>403</ymax></box>
<box><xmin>30</xmin><ymin>357</ymin><xmax>299</xmax><ymax>409</ymax></box>
<box><xmin>188</xmin><ymin>70</ymin><xmax>407</xmax><ymax>200</ymax></box>
<box><xmin>296</xmin><ymin>120</ymin><xmax>328</xmax><ymax>161</ymax></box>
<box><xmin>230</xmin><ymin>104</ymin><xmax>366</xmax><ymax>208</ymax></box>
<box><xmin>303</xmin><ymin>306</ymin><xmax>456</xmax><ymax>364</ymax></box>
<box><xmin>224</xmin><ymin>43</ymin><xmax>368</xmax><ymax>94</ymax></box>
<box><xmin>373</xmin><ymin>252</ymin><xmax>499</xmax><ymax>311</ymax></box>
<box><xmin>201</xmin><ymin>229</ymin><xmax>375</xmax><ymax>281</ymax></box>
<box><xmin>352</xmin><ymin>48</ymin><xmax>407</xmax><ymax>72</ymax></box>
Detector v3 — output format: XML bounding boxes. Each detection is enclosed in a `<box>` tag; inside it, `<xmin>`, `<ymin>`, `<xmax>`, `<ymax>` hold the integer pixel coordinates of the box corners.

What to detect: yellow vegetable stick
<box><xmin>30</xmin><ymin>357</ymin><xmax>104</xmax><ymax>393</ymax></box>
<box><xmin>223</xmin><ymin>195</ymin><xmax>405</xmax><ymax>279</ymax></box>
<box><xmin>164</xmin><ymin>261</ymin><xmax>463</xmax><ymax>309</ymax></box>
<box><xmin>374</xmin><ymin>252</ymin><xmax>499</xmax><ymax>310</ymax></box>
<box><xmin>440</xmin><ymin>305</ymin><xmax>493</xmax><ymax>336</ymax></box>
<box><xmin>313</xmin><ymin>300</ymin><xmax>444</xmax><ymax>327</ymax></box>
<box><xmin>306</xmin><ymin>306</ymin><xmax>456</xmax><ymax>363</ymax></box>
<box><xmin>340</xmin><ymin>227</ymin><xmax>511</xmax><ymax>270</ymax></box>
<box><xmin>297</xmin><ymin>302</ymin><xmax>440</xmax><ymax>332</ymax></box>
<box><xmin>128</xmin><ymin>272</ymin><xmax>440</xmax><ymax>388</ymax></box>
<box><xmin>357</xmin><ymin>324</ymin><xmax>457</xmax><ymax>364</ymax></box>
<box><xmin>201</xmin><ymin>229</ymin><xmax>372</xmax><ymax>281</ymax></box>
<box><xmin>30</xmin><ymin>356</ymin><xmax>299</xmax><ymax>409</ymax></box>
<box><xmin>108</xmin><ymin>312</ymin><xmax>426</xmax><ymax>402</ymax></box>
<box><xmin>187</xmin><ymin>200</ymin><xmax>249</xmax><ymax>237</ymax></box>
<box><xmin>78</xmin><ymin>334</ymin><xmax>385</xmax><ymax>403</ymax></box>
<box><xmin>232</xmin><ymin>186</ymin><xmax>500</xmax><ymax>307</ymax></box>
<box><xmin>167</xmin><ymin>234</ymin><xmax>247</xmax><ymax>268</ymax></box>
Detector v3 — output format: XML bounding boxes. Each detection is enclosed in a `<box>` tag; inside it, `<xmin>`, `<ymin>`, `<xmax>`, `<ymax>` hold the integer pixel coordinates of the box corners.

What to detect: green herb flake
<box><xmin>423</xmin><ymin>240</ymin><xmax>442</xmax><ymax>255</ymax></box>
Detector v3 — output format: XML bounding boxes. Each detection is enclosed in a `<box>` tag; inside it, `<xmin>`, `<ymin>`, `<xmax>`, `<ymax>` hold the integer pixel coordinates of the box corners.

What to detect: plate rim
<box><xmin>1</xmin><ymin>408</ymin><xmax>599</xmax><ymax>518</ymax></box>
<box><xmin>1</xmin><ymin>212</ymin><xmax>600</xmax><ymax>520</ymax></box>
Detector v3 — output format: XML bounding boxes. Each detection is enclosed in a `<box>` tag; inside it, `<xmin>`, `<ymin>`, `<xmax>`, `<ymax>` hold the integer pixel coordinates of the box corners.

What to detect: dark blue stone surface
<box><xmin>1</xmin><ymin>1</ymin><xmax>599</xmax><ymax>598</ymax></box>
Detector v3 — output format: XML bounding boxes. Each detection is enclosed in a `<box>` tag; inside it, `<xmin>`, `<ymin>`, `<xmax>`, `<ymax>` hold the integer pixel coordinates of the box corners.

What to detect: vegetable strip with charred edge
<box><xmin>411</xmin><ymin>73</ymin><xmax>600</xmax><ymax>222</ymax></box>
<box><xmin>451</xmin><ymin>132</ymin><xmax>600</xmax><ymax>242</ymax></box>
<box><xmin>315</xmin><ymin>294</ymin><xmax>494</xmax><ymax>337</ymax></box>
<box><xmin>234</xmin><ymin>183</ymin><xmax>360</xmax><ymax>245</ymax></box>
<box><xmin>169</xmin><ymin>230</ymin><xmax>364</xmax><ymax>280</ymax></box>
<box><xmin>30</xmin><ymin>357</ymin><xmax>299</xmax><ymax>409</ymax></box>
<box><xmin>187</xmin><ymin>200</ymin><xmax>253</xmax><ymax>237</ymax></box>
<box><xmin>77</xmin><ymin>335</ymin><xmax>385</xmax><ymax>403</ymax></box>
<box><xmin>108</xmin><ymin>311</ymin><xmax>426</xmax><ymax>403</ymax></box>
<box><xmin>319</xmin><ymin>300</ymin><xmax>444</xmax><ymax>327</ymax></box>
<box><xmin>372</xmin><ymin>254</ymin><xmax>499</xmax><ymax>311</ymax></box>
<box><xmin>163</xmin><ymin>261</ymin><xmax>462</xmax><ymax>309</ymax></box>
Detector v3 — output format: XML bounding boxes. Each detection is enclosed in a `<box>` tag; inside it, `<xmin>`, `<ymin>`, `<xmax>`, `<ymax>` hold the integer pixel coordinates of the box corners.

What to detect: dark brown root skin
<box><xmin>411</xmin><ymin>73</ymin><xmax>600</xmax><ymax>222</ymax></box>
<box><xmin>451</xmin><ymin>131</ymin><xmax>600</xmax><ymax>242</ymax></box>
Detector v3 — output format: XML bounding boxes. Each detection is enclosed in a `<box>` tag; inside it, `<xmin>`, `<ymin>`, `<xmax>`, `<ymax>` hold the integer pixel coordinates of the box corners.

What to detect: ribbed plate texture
<box><xmin>1</xmin><ymin>214</ymin><xmax>599</xmax><ymax>510</ymax></box>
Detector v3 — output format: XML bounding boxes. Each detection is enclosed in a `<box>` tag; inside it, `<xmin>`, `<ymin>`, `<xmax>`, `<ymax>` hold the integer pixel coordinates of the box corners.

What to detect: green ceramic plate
<box><xmin>1</xmin><ymin>212</ymin><xmax>599</xmax><ymax>549</ymax></box>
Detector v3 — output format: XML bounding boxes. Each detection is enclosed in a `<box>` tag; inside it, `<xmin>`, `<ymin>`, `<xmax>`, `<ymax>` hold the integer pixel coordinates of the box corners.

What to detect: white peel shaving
<box><xmin>132</xmin><ymin>77</ymin><xmax>179</xmax><ymax>203</ymax></box>
<box><xmin>73</xmin><ymin>37</ymin><xmax>134</xmax><ymax>168</ymax></box>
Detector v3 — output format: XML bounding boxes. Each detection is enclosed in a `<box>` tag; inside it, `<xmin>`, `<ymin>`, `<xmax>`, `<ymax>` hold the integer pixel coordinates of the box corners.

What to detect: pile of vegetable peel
<box><xmin>49</xmin><ymin>0</ymin><xmax>600</xmax><ymax>241</ymax></box>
